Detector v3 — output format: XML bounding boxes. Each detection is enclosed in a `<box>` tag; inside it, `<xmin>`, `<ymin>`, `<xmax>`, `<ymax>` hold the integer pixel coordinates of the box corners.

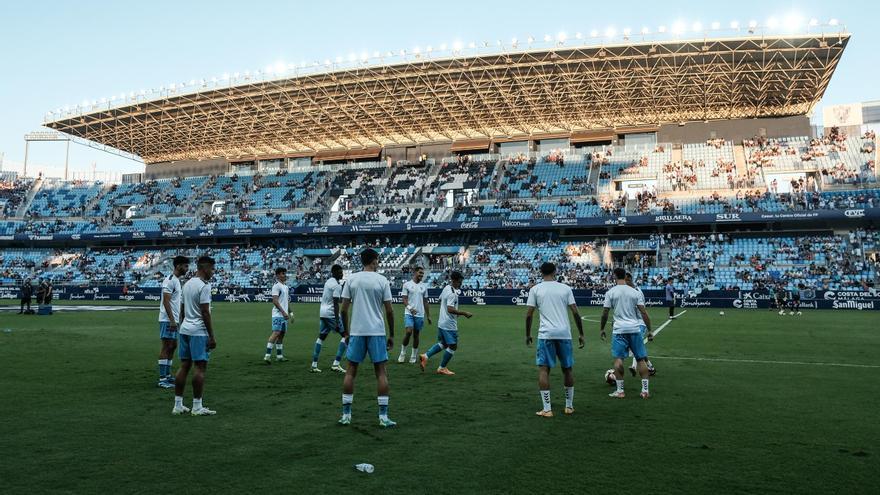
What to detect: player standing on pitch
<box><xmin>419</xmin><ymin>271</ymin><xmax>472</xmax><ymax>375</ymax></box>
<box><xmin>338</xmin><ymin>249</ymin><xmax>396</xmax><ymax>428</ymax></box>
<box><xmin>156</xmin><ymin>255</ymin><xmax>189</xmax><ymax>389</ymax></box>
<box><xmin>173</xmin><ymin>256</ymin><xmax>217</xmax><ymax>416</ymax></box>
<box><xmin>625</xmin><ymin>272</ymin><xmax>655</xmax><ymax>376</ymax></box>
<box><xmin>263</xmin><ymin>267</ymin><xmax>290</xmax><ymax>363</ymax></box>
<box><xmin>601</xmin><ymin>267</ymin><xmax>653</xmax><ymax>399</ymax></box>
<box><xmin>311</xmin><ymin>264</ymin><xmax>347</xmax><ymax>373</ymax></box>
<box><xmin>665</xmin><ymin>278</ymin><xmax>676</xmax><ymax>319</ymax></box>
<box><xmin>525</xmin><ymin>262</ymin><xmax>584</xmax><ymax>417</ymax></box>
<box><xmin>398</xmin><ymin>266</ymin><xmax>431</xmax><ymax>364</ymax></box>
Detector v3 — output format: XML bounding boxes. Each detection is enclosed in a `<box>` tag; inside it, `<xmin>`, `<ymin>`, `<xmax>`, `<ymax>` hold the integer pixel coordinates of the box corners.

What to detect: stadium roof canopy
<box><xmin>45</xmin><ymin>33</ymin><xmax>850</xmax><ymax>164</ymax></box>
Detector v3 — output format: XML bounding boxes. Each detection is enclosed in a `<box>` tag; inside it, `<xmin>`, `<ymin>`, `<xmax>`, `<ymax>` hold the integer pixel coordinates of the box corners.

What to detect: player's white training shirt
<box><xmin>271</xmin><ymin>281</ymin><xmax>290</xmax><ymax>319</ymax></box>
<box><xmin>180</xmin><ymin>277</ymin><xmax>212</xmax><ymax>337</ymax></box>
<box><xmin>438</xmin><ymin>285</ymin><xmax>460</xmax><ymax>331</ymax></box>
<box><xmin>319</xmin><ymin>277</ymin><xmax>343</xmax><ymax>319</ymax></box>
<box><xmin>633</xmin><ymin>286</ymin><xmax>646</xmax><ymax>324</ymax></box>
<box><xmin>158</xmin><ymin>273</ymin><xmax>182</xmax><ymax>323</ymax></box>
<box><xmin>401</xmin><ymin>280</ymin><xmax>428</xmax><ymax>317</ymax></box>
<box><xmin>341</xmin><ymin>271</ymin><xmax>392</xmax><ymax>336</ymax></box>
<box><xmin>526</xmin><ymin>280</ymin><xmax>576</xmax><ymax>340</ymax></box>
<box><xmin>603</xmin><ymin>284</ymin><xmax>644</xmax><ymax>334</ymax></box>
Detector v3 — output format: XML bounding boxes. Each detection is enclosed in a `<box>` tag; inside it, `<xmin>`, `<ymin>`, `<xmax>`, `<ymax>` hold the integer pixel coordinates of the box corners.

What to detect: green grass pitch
<box><xmin>1</xmin><ymin>303</ymin><xmax>878</xmax><ymax>494</ymax></box>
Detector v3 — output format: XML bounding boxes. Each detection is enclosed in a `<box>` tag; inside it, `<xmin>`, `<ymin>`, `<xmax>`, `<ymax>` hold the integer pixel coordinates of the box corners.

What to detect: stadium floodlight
<box><xmin>748</xmin><ymin>20</ymin><xmax>758</xmax><ymax>28</ymax></box>
<box><xmin>527</xmin><ymin>36</ymin><xmax>535</xmax><ymax>43</ymax></box>
<box><xmin>782</xmin><ymin>13</ymin><xmax>803</xmax><ymax>32</ymax></box>
<box><xmin>556</xmin><ymin>31</ymin><xmax>567</xmax><ymax>42</ymax></box>
<box><xmin>692</xmin><ymin>22</ymin><xmax>702</xmax><ymax>32</ymax></box>
<box><xmin>439</xmin><ymin>43</ymin><xmax>447</xmax><ymax>51</ymax></box>
<box><xmin>671</xmin><ymin>21</ymin><xmax>685</xmax><ymax>35</ymax></box>
<box><xmin>275</xmin><ymin>62</ymin><xmax>286</xmax><ymax>73</ymax></box>
<box><xmin>711</xmin><ymin>21</ymin><xmax>720</xmax><ymax>30</ymax></box>
<box><xmin>604</xmin><ymin>27</ymin><xmax>616</xmax><ymax>38</ymax></box>
<box><xmin>829</xmin><ymin>18</ymin><xmax>839</xmax><ymax>26</ymax></box>
<box><xmin>622</xmin><ymin>28</ymin><xmax>631</xmax><ymax>37</ymax></box>
<box><xmin>575</xmin><ymin>32</ymin><xmax>582</xmax><ymax>40</ymax></box>
<box><xmin>640</xmin><ymin>27</ymin><xmax>650</xmax><ymax>35</ymax></box>
<box><xmin>452</xmin><ymin>41</ymin><xmax>463</xmax><ymax>51</ymax></box>
<box><xmin>360</xmin><ymin>52</ymin><xmax>369</xmax><ymax>61</ymax></box>
<box><xmin>413</xmin><ymin>46</ymin><xmax>421</xmax><ymax>54</ymax></box>
<box><xmin>657</xmin><ymin>25</ymin><xmax>666</xmax><ymax>33</ymax></box>
<box><xmin>730</xmin><ymin>20</ymin><xmax>740</xmax><ymax>29</ymax></box>
<box><xmin>543</xmin><ymin>34</ymin><xmax>552</xmax><ymax>42</ymax></box>
<box><xmin>348</xmin><ymin>53</ymin><xmax>357</xmax><ymax>62</ymax></box>
<box><xmin>221</xmin><ymin>73</ymin><xmax>230</xmax><ymax>81</ymax></box>
<box><xmin>426</xmin><ymin>45</ymin><xmax>433</xmax><ymax>53</ymax></box>
<box><xmin>264</xmin><ymin>65</ymin><xmax>274</xmax><ymax>74</ymax></box>
<box><xmin>100</xmin><ymin>97</ymin><xmax>107</xmax><ymax>103</ymax></box>
<box><xmin>372</xmin><ymin>51</ymin><xmax>380</xmax><ymax>58</ymax></box>
<box><xmin>808</xmin><ymin>18</ymin><xmax>819</xmax><ymax>27</ymax></box>
<box><xmin>399</xmin><ymin>49</ymin><xmax>407</xmax><ymax>56</ymax></box>
<box><xmin>468</xmin><ymin>41</ymin><xmax>476</xmax><ymax>49</ymax></box>
<box><xmin>335</xmin><ymin>56</ymin><xmax>343</xmax><ymax>63</ymax></box>
<box><xmin>589</xmin><ymin>30</ymin><xmax>598</xmax><ymax>38</ymax></box>
<box><xmin>766</xmin><ymin>17</ymin><xmax>779</xmax><ymax>29</ymax></box>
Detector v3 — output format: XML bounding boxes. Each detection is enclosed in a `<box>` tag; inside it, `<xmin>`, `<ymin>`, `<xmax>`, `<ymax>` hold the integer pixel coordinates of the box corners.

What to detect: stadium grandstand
<box><xmin>1</xmin><ymin>29</ymin><xmax>877</xmax><ymax>299</ymax></box>
<box><xmin>4</xmin><ymin>4</ymin><xmax>880</xmax><ymax>493</ymax></box>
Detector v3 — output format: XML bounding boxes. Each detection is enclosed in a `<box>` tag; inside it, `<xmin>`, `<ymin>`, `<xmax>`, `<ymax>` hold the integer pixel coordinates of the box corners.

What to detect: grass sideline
<box><xmin>1</xmin><ymin>303</ymin><xmax>878</xmax><ymax>494</ymax></box>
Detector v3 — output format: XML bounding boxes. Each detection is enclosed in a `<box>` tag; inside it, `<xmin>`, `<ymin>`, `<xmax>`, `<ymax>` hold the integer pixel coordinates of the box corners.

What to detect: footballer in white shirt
<box><xmin>625</xmin><ymin>272</ymin><xmax>655</xmax><ymax>376</ymax></box>
<box><xmin>172</xmin><ymin>256</ymin><xmax>218</xmax><ymax>416</ymax></box>
<box><xmin>310</xmin><ymin>264</ymin><xmax>347</xmax><ymax>373</ymax></box>
<box><xmin>338</xmin><ymin>249</ymin><xmax>396</xmax><ymax>428</ymax></box>
<box><xmin>600</xmin><ymin>267</ymin><xmax>653</xmax><ymax>399</ymax></box>
<box><xmin>156</xmin><ymin>255</ymin><xmax>189</xmax><ymax>389</ymax></box>
<box><xmin>419</xmin><ymin>271</ymin><xmax>473</xmax><ymax>375</ymax></box>
<box><xmin>263</xmin><ymin>267</ymin><xmax>291</xmax><ymax>363</ymax></box>
<box><xmin>525</xmin><ymin>262</ymin><xmax>584</xmax><ymax>417</ymax></box>
<box><xmin>397</xmin><ymin>266</ymin><xmax>432</xmax><ymax>364</ymax></box>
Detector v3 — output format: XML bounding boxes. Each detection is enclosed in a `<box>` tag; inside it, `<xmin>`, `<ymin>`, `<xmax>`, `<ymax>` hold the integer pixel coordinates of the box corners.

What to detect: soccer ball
<box><xmin>719</xmin><ymin>311</ymin><xmax>725</xmax><ymax>316</ymax></box>
<box><xmin>604</xmin><ymin>369</ymin><xmax>617</xmax><ymax>385</ymax></box>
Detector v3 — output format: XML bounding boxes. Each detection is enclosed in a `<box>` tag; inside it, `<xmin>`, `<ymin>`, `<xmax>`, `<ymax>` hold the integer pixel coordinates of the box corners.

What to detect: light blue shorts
<box><xmin>612</xmin><ymin>332</ymin><xmax>647</xmax><ymax>360</ymax></box>
<box><xmin>404</xmin><ymin>314</ymin><xmax>425</xmax><ymax>332</ymax></box>
<box><xmin>346</xmin><ymin>335</ymin><xmax>388</xmax><ymax>364</ymax></box>
<box><xmin>272</xmin><ymin>317</ymin><xmax>288</xmax><ymax>332</ymax></box>
<box><xmin>437</xmin><ymin>328</ymin><xmax>458</xmax><ymax>346</ymax></box>
<box><xmin>319</xmin><ymin>317</ymin><xmax>344</xmax><ymax>337</ymax></box>
<box><xmin>159</xmin><ymin>321</ymin><xmax>178</xmax><ymax>340</ymax></box>
<box><xmin>536</xmin><ymin>339</ymin><xmax>574</xmax><ymax>368</ymax></box>
<box><xmin>179</xmin><ymin>334</ymin><xmax>210</xmax><ymax>362</ymax></box>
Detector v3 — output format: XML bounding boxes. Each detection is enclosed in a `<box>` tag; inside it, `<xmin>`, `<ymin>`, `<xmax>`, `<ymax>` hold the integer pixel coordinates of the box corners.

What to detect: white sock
<box><xmin>647</xmin><ymin>360</ymin><xmax>654</xmax><ymax>369</ymax></box>
<box><xmin>193</xmin><ymin>398</ymin><xmax>203</xmax><ymax>410</ymax></box>
<box><xmin>399</xmin><ymin>345</ymin><xmax>406</xmax><ymax>356</ymax></box>
<box><xmin>641</xmin><ymin>379</ymin><xmax>649</xmax><ymax>393</ymax></box>
<box><xmin>616</xmin><ymin>380</ymin><xmax>624</xmax><ymax>393</ymax></box>
<box><xmin>564</xmin><ymin>387</ymin><xmax>574</xmax><ymax>408</ymax></box>
<box><xmin>540</xmin><ymin>390</ymin><xmax>551</xmax><ymax>412</ymax></box>
<box><xmin>174</xmin><ymin>395</ymin><xmax>183</xmax><ymax>407</ymax></box>
<box><xmin>411</xmin><ymin>348</ymin><xmax>418</xmax><ymax>359</ymax></box>
<box><xmin>275</xmin><ymin>344</ymin><xmax>283</xmax><ymax>355</ymax></box>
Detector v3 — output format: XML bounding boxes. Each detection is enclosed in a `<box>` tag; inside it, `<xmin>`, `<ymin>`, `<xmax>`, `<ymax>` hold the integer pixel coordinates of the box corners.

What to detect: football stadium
<box><xmin>1</xmin><ymin>2</ymin><xmax>879</xmax><ymax>493</ymax></box>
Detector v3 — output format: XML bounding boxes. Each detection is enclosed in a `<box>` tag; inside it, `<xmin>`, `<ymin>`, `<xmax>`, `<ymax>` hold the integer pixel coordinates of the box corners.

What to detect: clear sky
<box><xmin>0</xmin><ymin>0</ymin><xmax>874</xmax><ymax>180</ymax></box>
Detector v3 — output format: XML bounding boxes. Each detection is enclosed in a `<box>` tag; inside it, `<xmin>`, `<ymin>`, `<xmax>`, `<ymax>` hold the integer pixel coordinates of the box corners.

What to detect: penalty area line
<box><xmin>649</xmin><ymin>355</ymin><xmax>880</xmax><ymax>369</ymax></box>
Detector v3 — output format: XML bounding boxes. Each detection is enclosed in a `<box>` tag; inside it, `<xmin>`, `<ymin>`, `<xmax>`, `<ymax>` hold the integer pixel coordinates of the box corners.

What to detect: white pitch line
<box><xmin>649</xmin><ymin>355</ymin><xmax>880</xmax><ymax>369</ymax></box>
<box><xmin>646</xmin><ymin>309</ymin><xmax>687</xmax><ymax>342</ymax></box>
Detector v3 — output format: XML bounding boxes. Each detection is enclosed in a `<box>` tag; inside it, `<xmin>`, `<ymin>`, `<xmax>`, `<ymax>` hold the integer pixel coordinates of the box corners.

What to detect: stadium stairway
<box><xmin>734</xmin><ymin>144</ymin><xmax>748</xmax><ymax>176</ymax></box>
<box><xmin>15</xmin><ymin>177</ymin><xmax>43</xmax><ymax>217</ymax></box>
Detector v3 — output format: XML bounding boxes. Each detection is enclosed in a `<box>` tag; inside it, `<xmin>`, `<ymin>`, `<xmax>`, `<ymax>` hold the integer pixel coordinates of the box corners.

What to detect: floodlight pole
<box><xmin>65</xmin><ymin>140</ymin><xmax>70</xmax><ymax>180</ymax></box>
<box><xmin>23</xmin><ymin>141</ymin><xmax>29</xmax><ymax>177</ymax></box>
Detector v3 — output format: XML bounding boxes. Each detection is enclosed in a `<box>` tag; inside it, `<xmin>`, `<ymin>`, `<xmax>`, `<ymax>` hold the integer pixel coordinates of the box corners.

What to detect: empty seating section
<box><xmin>500</xmin><ymin>155</ymin><xmax>590</xmax><ymax>198</ymax></box>
<box><xmin>28</xmin><ymin>181</ymin><xmax>103</xmax><ymax>217</ymax></box>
